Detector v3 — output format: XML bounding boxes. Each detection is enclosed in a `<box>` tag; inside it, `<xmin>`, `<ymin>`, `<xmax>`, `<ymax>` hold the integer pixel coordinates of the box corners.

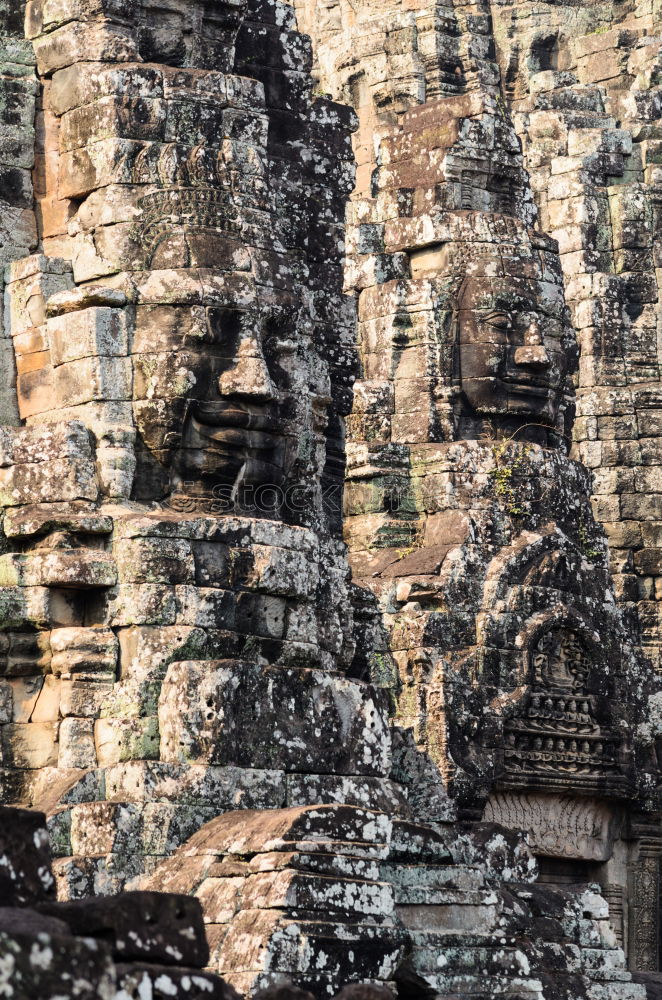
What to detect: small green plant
<box><xmin>495</xmin><ymin>94</ymin><xmax>509</xmax><ymax>122</ymax></box>
<box><xmin>490</xmin><ymin>441</ymin><xmax>531</xmax><ymax>517</ymax></box>
<box><xmin>577</xmin><ymin>511</ymin><xmax>601</xmax><ymax>560</ymax></box>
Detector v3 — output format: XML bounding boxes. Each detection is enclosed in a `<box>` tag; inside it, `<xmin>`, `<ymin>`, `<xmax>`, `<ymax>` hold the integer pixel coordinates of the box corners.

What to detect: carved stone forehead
<box><xmin>458</xmin><ymin>276</ymin><xmax>566</xmax><ymax>317</ymax></box>
<box><xmin>139</xmin><ymin>0</ymin><xmax>244</xmax><ymax>14</ymax></box>
<box><xmin>412</xmin><ymin>241</ymin><xmax>560</xmax><ymax>285</ymax></box>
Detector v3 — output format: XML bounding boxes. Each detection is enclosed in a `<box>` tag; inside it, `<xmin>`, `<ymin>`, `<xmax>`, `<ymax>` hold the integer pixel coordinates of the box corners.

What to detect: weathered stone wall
<box><xmin>0</xmin><ymin>0</ymin><xmax>380</xmax><ymax>897</ymax></box>
<box><xmin>0</xmin><ymin>1</ymin><xmax>37</xmax><ymax>425</ymax></box>
<box><xmin>293</xmin><ymin>0</ymin><xmax>662</xmax><ymax>975</ymax></box>
<box><xmin>0</xmin><ymin>0</ymin><xmax>660</xmax><ymax>997</ymax></box>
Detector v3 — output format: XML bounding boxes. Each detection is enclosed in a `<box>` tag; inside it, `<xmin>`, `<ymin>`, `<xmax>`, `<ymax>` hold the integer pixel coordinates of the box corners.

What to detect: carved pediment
<box><xmin>502</xmin><ymin>627</ymin><xmax>628</xmax><ymax>797</ymax></box>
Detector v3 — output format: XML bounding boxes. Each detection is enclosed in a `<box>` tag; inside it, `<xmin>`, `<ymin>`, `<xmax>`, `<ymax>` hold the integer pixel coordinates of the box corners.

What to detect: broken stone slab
<box><xmin>159</xmin><ymin>660</ymin><xmax>391</xmax><ymax>776</ymax></box>
<box><xmin>0</xmin><ymin>922</ymin><xmax>115</xmax><ymax>998</ymax></box>
<box><xmin>142</xmin><ymin>806</ymin><xmax>393</xmax><ymax>865</ymax></box>
<box><xmin>37</xmin><ymin>891</ymin><xmax>209</xmax><ymax>967</ymax></box>
<box><xmin>114</xmin><ymin>962</ymin><xmax>240</xmax><ymax>999</ymax></box>
<box><xmin>0</xmin><ymin>805</ymin><xmax>55</xmax><ymax>904</ymax></box>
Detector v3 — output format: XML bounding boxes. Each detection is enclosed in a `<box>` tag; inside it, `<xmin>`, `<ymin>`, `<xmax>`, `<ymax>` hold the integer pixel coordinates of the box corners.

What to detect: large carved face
<box><xmin>456</xmin><ymin>273</ymin><xmax>571</xmax><ymax>425</ymax></box>
<box><xmin>132</xmin><ymin>301</ymin><xmax>307</xmax><ymax>509</ymax></box>
<box><xmin>136</xmin><ymin>0</ymin><xmax>244</xmax><ymax>69</ymax></box>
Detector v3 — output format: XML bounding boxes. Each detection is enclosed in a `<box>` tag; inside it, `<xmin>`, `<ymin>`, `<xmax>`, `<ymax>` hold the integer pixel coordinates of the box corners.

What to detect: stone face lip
<box><xmin>46</xmin><ymin>284</ymin><xmax>129</xmax><ymax>317</ymax></box>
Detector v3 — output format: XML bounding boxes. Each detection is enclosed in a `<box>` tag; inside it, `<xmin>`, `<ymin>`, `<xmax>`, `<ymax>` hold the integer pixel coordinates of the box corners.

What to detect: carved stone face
<box><xmin>132</xmin><ymin>304</ymin><xmax>301</xmax><ymax>507</ymax></box>
<box><xmin>137</xmin><ymin>0</ymin><xmax>244</xmax><ymax>70</ymax></box>
<box><xmin>456</xmin><ymin>274</ymin><xmax>570</xmax><ymax>425</ymax></box>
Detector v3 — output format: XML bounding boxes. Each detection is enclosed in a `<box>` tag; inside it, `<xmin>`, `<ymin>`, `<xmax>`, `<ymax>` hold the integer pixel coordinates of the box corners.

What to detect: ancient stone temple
<box><xmin>2</xmin><ymin>0</ymin><xmax>662</xmax><ymax>997</ymax></box>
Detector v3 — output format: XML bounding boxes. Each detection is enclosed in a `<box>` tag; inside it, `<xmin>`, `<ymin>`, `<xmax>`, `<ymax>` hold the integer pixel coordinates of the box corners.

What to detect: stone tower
<box><xmin>0</xmin><ymin>0</ymin><xmax>660</xmax><ymax>997</ymax></box>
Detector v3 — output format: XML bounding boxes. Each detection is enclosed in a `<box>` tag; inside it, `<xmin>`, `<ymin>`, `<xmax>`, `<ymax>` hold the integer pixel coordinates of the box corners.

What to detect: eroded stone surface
<box><xmin>0</xmin><ymin>0</ymin><xmax>660</xmax><ymax>995</ymax></box>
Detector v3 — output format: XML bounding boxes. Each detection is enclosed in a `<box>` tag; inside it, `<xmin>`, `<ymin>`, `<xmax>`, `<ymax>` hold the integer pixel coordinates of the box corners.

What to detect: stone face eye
<box><xmin>482</xmin><ymin>310</ymin><xmax>511</xmax><ymax>330</ymax></box>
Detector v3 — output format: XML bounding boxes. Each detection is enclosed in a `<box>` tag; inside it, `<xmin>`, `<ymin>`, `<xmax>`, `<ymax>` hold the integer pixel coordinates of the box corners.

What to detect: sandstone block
<box><xmin>104</xmin><ymin>761</ymin><xmax>286</xmax><ymax>810</ymax></box>
<box><xmin>47</xmin><ymin>306</ymin><xmax>129</xmax><ymax>366</ymax></box>
<box><xmin>105</xmin><ymin>584</ymin><xmax>178</xmax><ymax>626</ymax></box>
<box><xmin>58</xmin><ymin>717</ymin><xmax>96</xmax><ymax>768</ymax></box>
<box><xmin>61</xmin><ymin>95</ymin><xmax>167</xmax><ymax>151</ymax></box>
<box><xmin>32</xmin><ymin>20</ymin><xmax>138</xmax><ymax>76</ymax></box>
<box><xmin>39</xmin><ymin>891</ymin><xmax>208</xmax><ymax>966</ymax></box>
<box><xmin>50</xmin><ymin>627</ymin><xmax>118</xmax><ymax>679</ymax></box>
<box><xmin>114</xmin><ymin>538</ymin><xmax>195</xmax><ymax>586</ymax></box>
<box><xmin>60</xmin><ymin>678</ymin><xmax>114</xmax><ymax>718</ymax></box>
<box><xmin>237</xmin><ymin>544</ymin><xmax>319</xmax><ymax>597</ymax></box>
<box><xmin>0</xmin><ymin>589</ymin><xmax>51</xmax><ymax>633</ymax></box>
<box><xmin>159</xmin><ymin>661</ymin><xmax>391</xmax><ymax>776</ymax></box>
<box><xmin>69</xmin><ymin>800</ymin><xmax>140</xmax><ymax>856</ymax></box>
<box><xmin>175</xmin><ymin>586</ymin><xmax>237</xmax><ymax>629</ymax></box>
<box><xmin>2</xmin><ymin>721</ymin><xmax>58</xmax><ymax>768</ymax></box>
<box><xmin>7</xmin><ymin>675</ymin><xmax>43</xmax><ymax>722</ymax></box>
<box><xmin>58</xmin><ymin>137</ymin><xmax>145</xmax><ymax>199</ymax></box>
<box><xmin>0</xmin><ymin>549</ymin><xmax>117</xmax><ymax>589</ymax></box>
<box><xmin>241</xmin><ymin>868</ymin><xmax>394</xmax><ymax>917</ymax></box>
<box><xmin>95</xmin><ymin>716</ymin><xmax>160</xmax><ymax>766</ymax></box>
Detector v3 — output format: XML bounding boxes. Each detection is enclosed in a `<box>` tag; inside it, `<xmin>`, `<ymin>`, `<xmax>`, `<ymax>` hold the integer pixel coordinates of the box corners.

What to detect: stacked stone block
<box><xmin>0</xmin><ymin>0</ymin><xmax>368</xmax><ymax>902</ymax></box>
<box><xmin>0</xmin><ymin>804</ymin><xmax>237</xmax><ymax>999</ymax></box>
<box><xmin>488</xmin><ymin>0</ymin><xmax>662</xmax><ymax>684</ymax></box>
<box><xmin>294</xmin><ymin>0</ymin><xmax>662</xmax><ymax>976</ymax></box>
<box><xmin>0</xmin><ymin>0</ymin><xmax>659</xmax><ymax>995</ymax></box>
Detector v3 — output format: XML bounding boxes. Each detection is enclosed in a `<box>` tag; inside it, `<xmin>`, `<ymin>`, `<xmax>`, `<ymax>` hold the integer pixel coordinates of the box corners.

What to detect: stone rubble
<box><xmin>0</xmin><ymin>804</ymin><xmax>238</xmax><ymax>999</ymax></box>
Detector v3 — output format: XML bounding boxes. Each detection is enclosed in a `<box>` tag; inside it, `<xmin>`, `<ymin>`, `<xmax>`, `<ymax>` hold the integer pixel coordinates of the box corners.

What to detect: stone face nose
<box><xmin>513</xmin><ymin>344</ymin><xmax>551</xmax><ymax>369</ymax></box>
<box><xmin>218</xmin><ymin>335</ymin><xmax>276</xmax><ymax>401</ymax></box>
